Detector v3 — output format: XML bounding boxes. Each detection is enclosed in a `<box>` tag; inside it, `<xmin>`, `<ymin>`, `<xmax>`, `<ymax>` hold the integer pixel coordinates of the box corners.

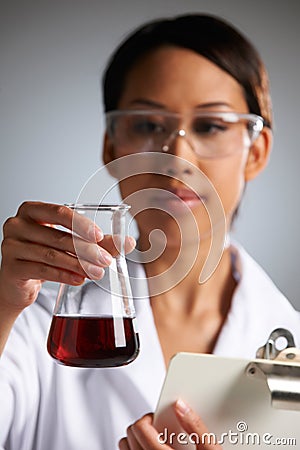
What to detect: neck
<box><xmin>153</xmin><ymin>250</ymin><xmax>235</xmax><ymax>320</ymax></box>
<box><xmin>138</xmin><ymin>230</ymin><xmax>233</xmax><ymax>313</ymax></box>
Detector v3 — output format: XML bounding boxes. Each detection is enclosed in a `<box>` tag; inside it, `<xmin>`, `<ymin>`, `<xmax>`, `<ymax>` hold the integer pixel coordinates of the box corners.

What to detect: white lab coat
<box><xmin>1</xmin><ymin>243</ymin><xmax>300</xmax><ymax>450</ymax></box>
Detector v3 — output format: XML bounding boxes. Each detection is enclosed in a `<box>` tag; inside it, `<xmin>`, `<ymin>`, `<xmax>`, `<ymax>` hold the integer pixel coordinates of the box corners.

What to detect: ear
<box><xmin>102</xmin><ymin>132</ymin><xmax>120</xmax><ymax>178</ymax></box>
<box><xmin>102</xmin><ymin>132</ymin><xmax>115</xmax><ymax>166</ymax></box>
<box><xmin>244</xmin><ymin>127</ymin><xmax>273</xmax><ymax>181</ymax></box>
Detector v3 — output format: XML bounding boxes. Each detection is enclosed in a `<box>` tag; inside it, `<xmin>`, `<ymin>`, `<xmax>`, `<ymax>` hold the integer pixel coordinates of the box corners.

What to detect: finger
<box><xmin>126</xmin><ymin>425</ymin><xmax>144</xmax><ymax>449</ymax></box>
<box><xmin>124</xmin><ymin>236</ymin><xmax>136</xmax><ymax>254</ymax></box>
<box><xmin>12</xmin><ymin>260</ymin><xmax>85</xmax><ymax>285</ymax></box>
<box><xmin>129</xmin><ymin>413</ymin><xmax>170</xmax><ymax>449</ymax></box>
<box><xmin>71</xmin><ymin>236</ymin><xmax>113</xmax><ymax>266</ymax></box>
<box><xmin>17</xmin><ymin>202</ymin><xmax>103</xmax><ymax>242</ymax></box>
<box><xmin>174</xmin><ymin>399</ymin><xmax>222</xmax><ymax>450</ymax></box>
<box><xmin>10</xmin><ymin>240</ymin><xmax>105</xmax><ymax>280</ymax></box>
<box><xmin>4</xmin><ymin>218</ymin><xmax>113</xmax><ymax>267</ymax></box>
<box><xmin>119</xmin><ymin>438</ymin><xmax>130</xmax><ymax>450</ymax></box>
<box><xmin>100</xmin><ymin>235</ymin><xmax>136</xmax><ymax>256</ymax></box>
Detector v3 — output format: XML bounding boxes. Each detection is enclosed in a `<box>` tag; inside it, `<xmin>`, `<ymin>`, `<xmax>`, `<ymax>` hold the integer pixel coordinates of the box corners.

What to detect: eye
<box><xmin>192</xmin><ymin>118</ymin><xmax>228</xmax><ymax>135</ymax></box>
<box><xmin>130</xmin><ymin>117</ymin><xmax>166</xmax><ymax>136</ymax></box>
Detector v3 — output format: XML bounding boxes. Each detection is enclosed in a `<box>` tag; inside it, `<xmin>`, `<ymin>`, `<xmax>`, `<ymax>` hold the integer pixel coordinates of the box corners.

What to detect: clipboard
<box><xmin>153</xmin><ymin>329</ymin><xmax>300</xmax><ymax>449</ymax></box>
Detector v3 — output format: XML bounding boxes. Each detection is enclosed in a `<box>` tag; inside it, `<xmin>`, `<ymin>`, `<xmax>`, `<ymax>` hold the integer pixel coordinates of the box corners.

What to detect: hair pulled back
<box><xmin>103</xmin><ymin>14</ymin><xmax>272</xmax><ymax>128</ymax></box>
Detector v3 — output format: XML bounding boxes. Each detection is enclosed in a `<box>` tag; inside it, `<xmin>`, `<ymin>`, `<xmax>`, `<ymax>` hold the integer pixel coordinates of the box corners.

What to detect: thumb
<box><xmin>173</xmin><ymin>399</ymin><xmax>222</xmax><ymax>450</ymax></box>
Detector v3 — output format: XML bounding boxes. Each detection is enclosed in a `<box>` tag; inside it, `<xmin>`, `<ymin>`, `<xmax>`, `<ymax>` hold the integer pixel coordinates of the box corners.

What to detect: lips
<box><xmin>172</xmin><ymin>188</ymin><xmax>204</xmax><ymax>202</ymax></box>
<box><xmin>151</xmin><ymin>187</ymin><xmax>207</xmax><ymax>210</ymax></box>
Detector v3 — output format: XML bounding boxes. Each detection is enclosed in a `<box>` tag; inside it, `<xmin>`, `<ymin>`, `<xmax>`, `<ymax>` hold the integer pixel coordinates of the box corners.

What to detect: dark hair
<box><xmin>103</xmin><ymin>14</ymin><xmax>272</xmax><ymax>128</ymax></box>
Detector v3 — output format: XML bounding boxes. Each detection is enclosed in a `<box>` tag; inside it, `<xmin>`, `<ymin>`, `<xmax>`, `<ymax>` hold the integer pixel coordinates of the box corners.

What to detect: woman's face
<box><xmin>104</xmin><ymin>46</ymin><xmax>261</xmax><ymax>246</ymax></box>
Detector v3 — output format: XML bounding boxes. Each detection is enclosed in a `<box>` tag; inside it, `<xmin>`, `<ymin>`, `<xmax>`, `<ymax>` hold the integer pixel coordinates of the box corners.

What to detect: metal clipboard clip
<box><xmin>246</xmin><ymin>328</ymin><xmax>300</xmax><ymax>411</ymax></box>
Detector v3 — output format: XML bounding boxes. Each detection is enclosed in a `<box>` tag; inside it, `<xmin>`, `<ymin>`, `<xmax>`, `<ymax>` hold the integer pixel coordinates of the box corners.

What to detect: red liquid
<box><xmin>47</xmin><ymin>316</ymin><xmax>139</xmax><ymax>368</ymax></box>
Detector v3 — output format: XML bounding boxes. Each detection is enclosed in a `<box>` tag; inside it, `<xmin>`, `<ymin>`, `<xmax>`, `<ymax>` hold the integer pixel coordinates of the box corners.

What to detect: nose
<box><xmin>162</xmin><ymin>129</ymin><xmax>187</xmax><ymax>153</ymax></box>
<box><xmin>161</xmin><ymin>129</ymin><xmax>196</xmax><ymax>176</ymax></box>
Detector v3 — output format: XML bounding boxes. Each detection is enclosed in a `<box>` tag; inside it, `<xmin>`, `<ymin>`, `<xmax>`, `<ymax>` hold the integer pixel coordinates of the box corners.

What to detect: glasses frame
<box><xmin>105</xmin><ymin>109</ymin><xmax>265</xmax><ymax>159</ymax></box>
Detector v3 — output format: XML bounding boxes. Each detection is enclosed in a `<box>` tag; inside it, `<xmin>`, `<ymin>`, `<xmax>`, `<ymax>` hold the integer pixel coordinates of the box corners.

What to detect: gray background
<box><xmin>0</xmin><ymin>0</ymin><xmax>299</xmax><ymax>307</ymax></box>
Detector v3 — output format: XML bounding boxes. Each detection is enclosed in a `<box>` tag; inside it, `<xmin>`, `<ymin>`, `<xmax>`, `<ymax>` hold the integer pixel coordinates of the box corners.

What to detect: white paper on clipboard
<box><xmin>153</xmin><ymin>345</ymin><xmax>300</xmax><ymax>449</ymax></box>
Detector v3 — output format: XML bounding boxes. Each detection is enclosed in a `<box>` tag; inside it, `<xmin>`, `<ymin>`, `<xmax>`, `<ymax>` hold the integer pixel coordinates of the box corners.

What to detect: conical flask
<box><xmin>47</xmin><ymin>204</ymin><xmax>139</xmax><ymax>368</ymax></box>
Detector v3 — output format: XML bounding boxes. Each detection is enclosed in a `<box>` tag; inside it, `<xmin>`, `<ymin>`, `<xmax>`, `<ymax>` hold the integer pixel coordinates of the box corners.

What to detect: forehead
<box><xmin>118</xmin><ymin>46</ymin><xmax>248</xmax><ymax>112</ymax></box>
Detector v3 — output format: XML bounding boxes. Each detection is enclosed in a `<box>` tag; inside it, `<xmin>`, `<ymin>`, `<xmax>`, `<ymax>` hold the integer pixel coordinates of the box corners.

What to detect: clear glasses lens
<box><xmin>106</xmin><ymin>111</ymin><xmax>264</xmax><ymax>158</ymax></box>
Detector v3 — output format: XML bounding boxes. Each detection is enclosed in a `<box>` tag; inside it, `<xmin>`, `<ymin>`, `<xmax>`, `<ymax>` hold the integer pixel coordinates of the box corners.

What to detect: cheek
<box><xmin>118</xmin><ymin>175</ymin><xmax>154</xmax><ymax>205</ymax></box>
<box><xmin>202</xmin><ymin>153</ymin><xmax>248</xmax><ymax>214</ymax></box>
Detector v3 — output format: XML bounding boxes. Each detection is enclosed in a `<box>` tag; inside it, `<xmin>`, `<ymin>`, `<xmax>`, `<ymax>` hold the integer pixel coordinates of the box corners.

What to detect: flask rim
<box><xmin>64</xmin><ymin>203</ymin><xmax>130</xmax><ymax>212</ymax></box>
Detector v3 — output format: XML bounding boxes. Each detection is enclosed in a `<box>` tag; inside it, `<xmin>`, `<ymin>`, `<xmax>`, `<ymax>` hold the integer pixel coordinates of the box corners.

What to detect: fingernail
<box><xmin>88</xmin><ymin>265</ymin><xmax>105</xmax><ymax>279</ymax></box>
<box><xmin>175</xmin><ymin>398</ymin><xmax>190</xmax><ymax>417</ymax></box>
<box><xmin>71</xmin><ymin>274</ymin><xmax>85</xmax><ymax>285</ymax></box>
<box><xmin>128</xmin><ymin>236</ymin><xmax>136</xmax><ymax>247</ymax></box>
<box><xmin>98</xmin><ymin>250</ymin><xmax>113</xmax><ymax>266</ymax></box>
<box><xmin>89</xmin><ymin>225</ymin><xmax>103</xmax><ymax>242</ymax></box>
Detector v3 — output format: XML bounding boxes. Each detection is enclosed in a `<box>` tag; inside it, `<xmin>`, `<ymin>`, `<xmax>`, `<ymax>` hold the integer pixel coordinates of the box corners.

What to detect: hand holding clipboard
<box><xmin>153</xmin><ymin>329</ymin><xmax>300</xmax><ymax>449</ymax></box>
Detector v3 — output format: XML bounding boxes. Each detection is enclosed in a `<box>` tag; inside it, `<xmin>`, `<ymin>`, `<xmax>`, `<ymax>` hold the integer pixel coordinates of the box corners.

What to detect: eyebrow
<box><xmin>129</xmin><ymin>99</ymin><xmax>166</xmax><ymax>108</ymax></box>
<box><xmin>195</xmin><ymin>102</ymin><xmax>233</xmax><ymax>109</ymax></box>
<box><xmin>128</xmin><ymin>99</ymin><xmax>233</xmax><ymax>109</ymax></box>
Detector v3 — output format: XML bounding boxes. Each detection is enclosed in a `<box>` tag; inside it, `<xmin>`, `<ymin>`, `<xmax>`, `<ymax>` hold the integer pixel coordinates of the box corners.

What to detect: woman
<box><xmin>0</xmin><ymin>14</ymin><xmax>299</xmax><ymax>450</ymax></box>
